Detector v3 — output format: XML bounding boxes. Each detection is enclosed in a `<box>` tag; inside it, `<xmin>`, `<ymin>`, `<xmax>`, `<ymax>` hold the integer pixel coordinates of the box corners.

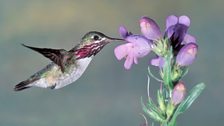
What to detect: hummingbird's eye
<box><xmin>93</xmin><ymin>35</ymin><xmax>100</xmax><ymax>41</ymax></box>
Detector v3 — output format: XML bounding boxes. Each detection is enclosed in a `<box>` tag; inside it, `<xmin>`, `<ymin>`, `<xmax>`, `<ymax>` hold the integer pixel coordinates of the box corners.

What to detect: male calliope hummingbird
<box><xmin>14</xmin><ymin>31</ymin><xmax>123</xmax><ymax>91</ymax></box>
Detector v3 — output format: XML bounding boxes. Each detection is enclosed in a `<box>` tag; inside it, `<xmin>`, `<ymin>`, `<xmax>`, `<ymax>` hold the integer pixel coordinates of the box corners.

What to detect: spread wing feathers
<box><xmin>22</xmin><ymin>44</ymin><xmax>70</xmax><ymax>72</ymax></box>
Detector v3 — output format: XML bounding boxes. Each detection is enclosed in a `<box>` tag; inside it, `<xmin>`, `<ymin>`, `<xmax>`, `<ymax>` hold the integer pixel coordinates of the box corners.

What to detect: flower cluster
<box><xmin>115</xmin><ymin>15</ymin><xmax>198</xmax><ymax>70</ymax></box>
<box><xmin>114</xmin><ymin>15</ymin><xmax>205</xmax><ymax>126</ymax></box>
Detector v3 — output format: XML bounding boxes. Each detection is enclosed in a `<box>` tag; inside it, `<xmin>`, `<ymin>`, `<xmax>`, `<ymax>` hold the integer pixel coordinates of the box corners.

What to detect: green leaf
<box><xmin>177</xmin><ymin>83</ymin><xmax>205</xmax><ymax>113</ymax></box>
<box><xmin>169</xmin><ymin>83</ymin><xmax>206</xmax><ymax>125</ymax></box>
<box><xmin>141</xmin><ymin>99</ymin><xmax>163</xmax><ymax>122</ymax></box>
<box><xmin>141</xmin><ymin>97</ymin><xmax>166</xmax><ymax>122</ymax></box>
<box><xmin>181</xmin><ymin>67</ymin><xmax>189</xmax><ymax>78</ymax></box>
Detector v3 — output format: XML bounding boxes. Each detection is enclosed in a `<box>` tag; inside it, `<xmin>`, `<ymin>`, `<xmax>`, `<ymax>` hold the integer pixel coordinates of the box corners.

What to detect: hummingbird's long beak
<box><xmin>106</xmin><ymin>36</ymin><xmax>124</xmax><ymax>42</ymax></box>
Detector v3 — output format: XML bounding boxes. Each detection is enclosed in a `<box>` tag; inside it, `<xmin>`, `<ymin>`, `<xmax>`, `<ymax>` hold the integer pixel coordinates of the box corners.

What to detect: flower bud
<box><xmin>140</xmin><ymin>16</ymin><xmax>161</xmax><ymax>40</ymax></box>
<box><xmin>171</xmin><ymin>64</ymin><xmax>182</xmax><ymax>82</ymax></box>
<box><xmin>171</xmin><ymin>81</ymin><xmax>186</xmax><ymax>106</ymax></box>
<box><xmin>176</xmin><ymin>43</ymin><xmax>198</xmax><ymax>66</ymax></box>
<box><xmin>119</xmin><ymin>26</ymin><xmax>130</xmax><ymax>38</ymax></box>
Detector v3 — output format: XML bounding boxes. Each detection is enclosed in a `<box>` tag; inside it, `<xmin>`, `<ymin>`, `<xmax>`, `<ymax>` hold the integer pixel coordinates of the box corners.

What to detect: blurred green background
<box><xmin>0</xmin><ymin>0</ymin><xmax>223</xmax><ymax>126</ymax></box>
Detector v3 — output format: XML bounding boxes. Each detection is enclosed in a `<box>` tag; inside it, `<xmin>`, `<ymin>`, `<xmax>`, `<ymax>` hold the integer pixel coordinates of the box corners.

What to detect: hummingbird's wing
<box><xmin>22</xmin><ymin>44</ymin><xmax>70</xmax><ymax>72</ymax></box>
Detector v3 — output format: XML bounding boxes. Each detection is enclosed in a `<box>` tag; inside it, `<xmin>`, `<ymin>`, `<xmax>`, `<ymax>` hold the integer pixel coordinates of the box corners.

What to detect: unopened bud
<box><xmin>171</xmin><ymin>81</ymin><xmax>186</xmax><ymax>105</ymax></box>
<box><xmin>176</xmin><ymin>43</ymin><xmax>198</xmax><ymax>66</ymax></box>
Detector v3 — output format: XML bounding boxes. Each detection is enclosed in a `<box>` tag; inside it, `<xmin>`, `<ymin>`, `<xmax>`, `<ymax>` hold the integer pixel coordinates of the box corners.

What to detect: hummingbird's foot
<box><xmin>50</xmin><ymin>84</ymin><xmax>57</xmax><ymax>89</ymax></box>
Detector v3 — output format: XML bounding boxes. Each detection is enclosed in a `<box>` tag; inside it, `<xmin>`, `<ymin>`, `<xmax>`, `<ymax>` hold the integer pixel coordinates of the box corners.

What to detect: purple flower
<box><xmin>139</xmin><ymin>15</ymin><xmax>197</xmax><ymax>67</ymax></box>
<box><xmin>139</xmin><ymin>17</ymin><xmax>165</xmax><ymax>67</ymax></box>
<box><xmin>114</xmin><ymin>26</ymin><xmax>152</xmax><ymax>69</ymax></box>
<box><xmin>171</xmin><ymin>81</ymin><xmax>186</xmax><ymax>106</ymax></box>
<box><xmin>150</xmin><ymin>56</ymin><xmax>165</xmax><ymax>68</ymax></box>
<box><xmin>176</xmin><ymin>43</ymin><xmax>198</xmax><ymax>66</ymax></box>
<box><xmin>165</xmin><ymin>15</ymin><xmax>196</xmax><ymax>54</ymax></box>
<box><xmin>140</xmin><ymin>16</ymin><xmax>162</xmax><ymax>41</ymax></box>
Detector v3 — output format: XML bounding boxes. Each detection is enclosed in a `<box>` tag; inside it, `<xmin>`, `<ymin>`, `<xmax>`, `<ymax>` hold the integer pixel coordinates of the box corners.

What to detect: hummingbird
<box><xmin>14</xmin><ymin>31</ymin><xmax>122</xmax><ymax>91</ymax></box>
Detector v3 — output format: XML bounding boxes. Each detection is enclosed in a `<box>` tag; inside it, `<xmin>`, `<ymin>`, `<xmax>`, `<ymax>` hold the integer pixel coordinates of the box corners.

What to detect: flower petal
<box><xmin>150</xmin><ymin>57</ymin><xmax>165</xmax><ymax>67</ymax></box>
<box><xmin>134</xmin><ymin>57</ymin><xmax>138</xmax><ymax>64</ymax></box>
<box><xmin>176</xmin><ymin>43</ymin><xmax>198</xmax><ymax>66</ymax></box>
<box><xmin>179</xmin><ymin>15</ymin><xmax>190</xmax><ymax>27</ymax></box>
<box><xmin>166</xmin><ymin>25</ymin><xmax>175</xmax><ymax>38</ymax></box>
<box><xmin>166</xmin><ymin>15</ymin><xmax>178</xmax><ymax>30</ymax></box>
<box><xmin>151</xmin><ymin>58</ymin><xmax>160</xmax><ymax>67</ymax></box>
<box><xmin>115</xmin><ymin>35</ymin><xmax>152</xmax><ymax>69</ymax></box>
<box><xmin>124</xmin><ymin>54</ymin><xmax>134</xmax><ymax>69</ymax></box>
<box><xmin>119</xmin><ymin>26</ymin><xmax>129</xmax><ymax>38</ymax></box>
<box><xmin>125</xmin><ymin>35</ymin><xmax>152</xmax><ymax>57</ymax></box>
<box><xmin>125</xmin><ymin>35</ymin><xmax>149</xmax><ymax>44</ymax></box>
<box><xmin>140</xmin><ymin>16</ymin><xmax>161</xmax><ymax>40</ymax></box>
<box><xmin>114</xmin><ymin>43</ymin><xmax>131</xmax><ymax>60</ymax></box>
<box><xmin>168</xmin><ymin>24</ymin><xmax>188</xmax><ymax>45</ymax></box>
<box><xmin>183</xmin><ymin>34</ymin><xmax>196</xmax><ymax>44</ymax></box>
<box><xmin>134</xmin><ymin>45</ymin><xmax>151</xmax><ymax>58</ymax></box>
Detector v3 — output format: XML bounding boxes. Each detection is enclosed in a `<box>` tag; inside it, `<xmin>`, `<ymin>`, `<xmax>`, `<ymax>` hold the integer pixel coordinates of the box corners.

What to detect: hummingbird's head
<box><xmin>75</xmin><ymin>31</ymin><xmax>123</xmax><ymax>59</ymax></box>
<box><xmin>81</xmin><ymin>31</ymin><xmax>123</xmax><ymax>45</ymax></box>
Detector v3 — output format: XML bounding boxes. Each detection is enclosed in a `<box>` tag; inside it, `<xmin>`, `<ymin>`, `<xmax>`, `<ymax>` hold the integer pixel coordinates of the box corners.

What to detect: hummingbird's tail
<box><xmin>14</xmin><ymin>78</ymin><xmax>38</xmax><ymax>91</ymax></box>
<box><xmin>14</xmin><ymin>81</ymin><xmax>31</xmax><ymax>91</ymax></box>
